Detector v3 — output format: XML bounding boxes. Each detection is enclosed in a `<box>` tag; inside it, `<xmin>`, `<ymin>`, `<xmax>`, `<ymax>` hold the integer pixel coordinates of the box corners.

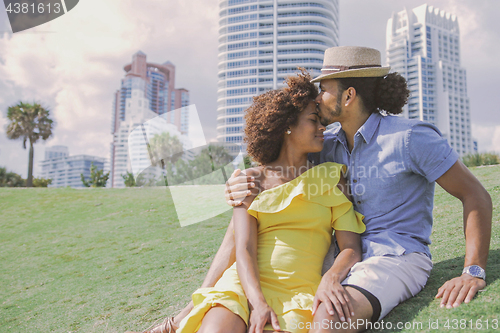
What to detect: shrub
<box><xmin>32</xmin><ymin>177</ymin><xmax>52</xmax><ymax>187</ymax></box>
<box><xmin>462</xmin><ymin>152</ymin><xmax>500</xmax><ymax>167</ymax></box>
<box><xmin>122</xmin><ymin>172</ymin><xmax>136</xmax><ymax>187</ymax></box>
<box><xmin>81</xmin><ymin>162</ymin><xmax>110</xmax><ymax>187</ymax></box>
<box><xmin>0</xmin><ymin>167</ymin><xmax>26</xmax><ymax>187</ymax></box>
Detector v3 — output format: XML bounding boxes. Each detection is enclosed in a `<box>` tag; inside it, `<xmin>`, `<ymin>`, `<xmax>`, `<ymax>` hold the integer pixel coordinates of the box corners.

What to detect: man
<box><xmin>137</xmin><ymin>46</ymin><xmax>492</xmax><ymax>333</ymax></box>
<box><xmin>294</xmin><ymin>46</ymin><xmax>491</xmax><ymax>331</ymax></box>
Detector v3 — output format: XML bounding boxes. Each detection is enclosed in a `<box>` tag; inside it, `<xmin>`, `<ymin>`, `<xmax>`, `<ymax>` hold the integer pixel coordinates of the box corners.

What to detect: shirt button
<box><xmin>353</xmin><ymin>179</ymin><xmax>357</xmax><ymax>183</ymax></box>
<box><xmin>357</xmin><ymin>201</ymin><xmax>361</xmax><ymax>205</ymax></box>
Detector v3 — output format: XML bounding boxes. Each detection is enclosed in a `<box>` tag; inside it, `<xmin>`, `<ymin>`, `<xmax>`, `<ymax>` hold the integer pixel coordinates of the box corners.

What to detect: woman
<box><xmin>133</xmin><ymin>71</ymin><xmax>365</xmax><ymax>333</ymax></box>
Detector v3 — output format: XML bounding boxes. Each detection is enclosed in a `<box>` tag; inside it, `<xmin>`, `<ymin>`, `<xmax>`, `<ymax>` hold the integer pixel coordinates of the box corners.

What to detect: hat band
<box><xmin>321</xmin><ymin>64</ymin><xmax>381</xmax><ymax>73</ymax></box>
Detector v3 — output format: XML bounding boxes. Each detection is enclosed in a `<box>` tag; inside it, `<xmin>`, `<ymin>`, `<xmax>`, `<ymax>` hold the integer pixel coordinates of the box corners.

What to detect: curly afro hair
<box><xmin>244</xmin><ymin>69</ymin><xmax>318</xmax><ymax>165</ymax></box>
<box><xmin>336</xmin><ymin>72</ymin><xmax>410</xmax><ymax>115</ymax></box>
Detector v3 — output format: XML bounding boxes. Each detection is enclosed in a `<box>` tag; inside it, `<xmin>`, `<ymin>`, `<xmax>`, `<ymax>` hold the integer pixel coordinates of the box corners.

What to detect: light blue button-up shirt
<box><xmin>312</xmin><ymin>113</ymin><xmax>459</xmax><ymax>259</ymax></box>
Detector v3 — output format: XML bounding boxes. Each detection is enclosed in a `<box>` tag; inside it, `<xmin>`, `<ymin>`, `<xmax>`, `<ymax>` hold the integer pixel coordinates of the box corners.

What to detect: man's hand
<box><xmin>312</xmin><ymin>272</ymin><xmax>353</xmax><ymax>322</ymax></box>
<box><xmin>225</xmin><ymin>169</ymin><xmax>255</xmax><ymax>206</ymax></box>
<box><xmin>248</xmin><ymin>302</ymin><xmax>281</xmax><ymax>333</ymax></box>
<box><xmin>435</xmin><ymin>274</ymin><xmax>486</xmax><ymax>308</ymax></box>
<box><xmin>434</xmin><ymin>161</ymin><xmax>491</xmax><ymax>308</ymax></box>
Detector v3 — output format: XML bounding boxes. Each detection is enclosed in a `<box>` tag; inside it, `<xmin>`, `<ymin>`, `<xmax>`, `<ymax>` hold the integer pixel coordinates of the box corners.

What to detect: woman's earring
<box><xmin>286</xmin><ymin>129</ymin><xmax>292</xmax><ymax>135</ymax></box>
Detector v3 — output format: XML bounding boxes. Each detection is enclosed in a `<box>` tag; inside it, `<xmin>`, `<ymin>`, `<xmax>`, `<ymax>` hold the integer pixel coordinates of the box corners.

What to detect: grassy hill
<box><xmin>1</xmin><ymin>165</ymin><xmax>499</xmax><ymax>333</ymax></box>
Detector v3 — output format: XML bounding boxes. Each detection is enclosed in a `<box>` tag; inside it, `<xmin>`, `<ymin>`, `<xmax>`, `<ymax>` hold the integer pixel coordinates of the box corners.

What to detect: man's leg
<box><xmin>311</xmin><ymin>252</ymin><xmax>432</xmax><ymax>332</ymax></box>
<box><xmin>173</xmin><ymin>218</ymin><xmax>237</xmax><ymax>327</ymax></box>
<box><xmin>309</xmin><ymin>287</ymin><xmax>373</xmax><ymax>333</ymax></box>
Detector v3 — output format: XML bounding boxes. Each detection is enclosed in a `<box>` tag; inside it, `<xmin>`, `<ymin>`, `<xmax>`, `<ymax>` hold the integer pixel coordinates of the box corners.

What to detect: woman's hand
<box><xmin>248</xmin><ymin>302</ymin><xmax>281</xmax><ymax>333</ymax></box>
<box><xmin>312</xmin><ymin>272</ymin><xmax>354</xmax><ymax>323</ymax></box>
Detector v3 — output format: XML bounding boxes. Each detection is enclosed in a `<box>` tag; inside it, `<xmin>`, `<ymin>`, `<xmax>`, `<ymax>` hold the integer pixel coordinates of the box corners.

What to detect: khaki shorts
<box><xmin>340</xmin><ymin>252</ymin><xmax>432</xmax><ymax>321</ymax></box>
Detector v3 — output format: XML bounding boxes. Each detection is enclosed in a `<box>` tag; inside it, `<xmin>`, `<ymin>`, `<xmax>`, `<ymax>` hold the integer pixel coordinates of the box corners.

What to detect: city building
<box><xmin>39</xmin><ymin>146</ymin><xmax>107</xmax><ymax>188</ymax></box>
<box><xmin>386</xmin><ymin>4</ymin><xmax>477</xmax><ymax>155</ymax></box>
<box><xmin>217</xmin><ymin>0</ymin><xmax>339</xmax><ymax>152</ymax></box>
<box><xmin>111</xmin><ymin>51</ymin><xmax>190</xmax><ymax>136</ymax></box>
<box><xmin>112</xmin><ymin>87</ymin><xmax>192</xmax><ymax>188</ymax></box>
<box><xmin>110</xmin><ymin>52</ymin><xmax>191</xmax><ymax>187</ymax></box>
<box><xmin>44</xmin><ymin>145</ymin><xmax>68</xmax><ymax>160</ymax></box>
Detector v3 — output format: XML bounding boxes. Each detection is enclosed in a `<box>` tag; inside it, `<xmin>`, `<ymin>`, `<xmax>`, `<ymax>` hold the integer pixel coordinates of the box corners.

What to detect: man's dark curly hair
<box><xmin>244</xmin><ymin>69</ymin><xmax>318</xmax><ymax>165</ymax></box>
<box><xmin>336</xmin><ymin>72</ymin><xmax>410</xmax><ymax>115</ymax></box>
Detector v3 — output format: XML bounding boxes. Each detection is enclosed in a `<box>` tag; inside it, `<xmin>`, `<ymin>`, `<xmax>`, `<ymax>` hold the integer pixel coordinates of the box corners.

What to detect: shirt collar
<box><xmin>356</xmin><ymin>113</ymin><xmax>382</xmax><ymax>144</ymax></box>
<box><xmin>325</xmin><ymin>113</ymin><xmax>382</xmax><ymax>146</ymax></box>
<box><xmin>323</xmin><ymin>123</ymin><xmax>349</xmax><ymax>153</ymax></box>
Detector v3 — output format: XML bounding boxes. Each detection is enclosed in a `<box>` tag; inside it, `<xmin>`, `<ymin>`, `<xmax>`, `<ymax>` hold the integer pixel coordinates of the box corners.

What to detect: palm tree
<box><xmin>6</xmin><ymin>102</ymin><xmax>54</xmax><ymax>187</ymax></box>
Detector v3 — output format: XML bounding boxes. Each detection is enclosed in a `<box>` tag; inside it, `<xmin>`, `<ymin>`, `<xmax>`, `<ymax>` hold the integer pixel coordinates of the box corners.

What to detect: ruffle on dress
<box><xmin>176</xmin><ymin>162</ymin><xmax>365</xmax><ymax>333</ymax></box>
<box><xmin>248</xmin><ymin>162</ymin><xmax>365</xmax><ymax>233</ymax></box>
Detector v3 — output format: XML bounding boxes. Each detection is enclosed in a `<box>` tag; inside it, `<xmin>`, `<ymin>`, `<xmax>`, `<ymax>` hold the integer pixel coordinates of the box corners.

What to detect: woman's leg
<box><xmin>172</xmin><ymin>301</ymin><xmax>194</xmax><ymax>328</ymax></box>
<box><xmin>309</xmin><ymin>287</ymin><xmax>373</xmax><ymax>333</ymax></box>
<box><xmin>197</xmin><ymin>305</ymin><xmax>246</xmax><ymax>333</ymax></box>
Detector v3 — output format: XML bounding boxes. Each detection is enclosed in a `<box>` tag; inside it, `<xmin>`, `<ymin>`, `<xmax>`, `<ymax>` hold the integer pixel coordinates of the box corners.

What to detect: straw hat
<box><xmin>311</xmin><ymin>46</ymin><xmax>391</xmax><ymax>82</ymax></box>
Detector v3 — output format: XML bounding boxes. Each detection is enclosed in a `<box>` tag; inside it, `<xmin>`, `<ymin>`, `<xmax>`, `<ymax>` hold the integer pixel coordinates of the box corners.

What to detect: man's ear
<box><xmin>344</xmin><ymin>87</ymin><xmax>356</xmax><ymax>107</ymax></box>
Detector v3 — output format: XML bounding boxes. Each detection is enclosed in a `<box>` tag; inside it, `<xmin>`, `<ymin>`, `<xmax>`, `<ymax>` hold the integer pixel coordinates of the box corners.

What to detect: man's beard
<box><xmin>332</xmin><ymin>97</ymin><xmax>342</xmax><ymax>118</ymax></box>
<box><xmin>322</xmin><ymin>92</ymin><xmax>343</xmax><ymax>125</ymax></box>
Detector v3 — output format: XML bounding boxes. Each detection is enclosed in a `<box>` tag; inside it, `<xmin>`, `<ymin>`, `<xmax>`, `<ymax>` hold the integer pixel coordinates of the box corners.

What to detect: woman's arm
<box><xmin>312</xmin><ymin>230</ymin><xmax>362</xmax><ymax>322</ymax></box>
<box><xmin>233</xmin><ymin>206</ymin><xmax>280</xmax><ymax>333</ymax></box>
<box><xmin>233</xmin><ymin>170</ymin><xmax>281</xmax><ymax>333</ymax></box>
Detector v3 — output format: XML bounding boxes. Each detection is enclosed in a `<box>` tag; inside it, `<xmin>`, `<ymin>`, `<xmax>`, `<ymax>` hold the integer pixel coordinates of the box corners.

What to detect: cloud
<box><xmin>471</xmin><ymin>124</ymin><xmax>500</xmax><ymax>153</ymax></box>
<box><xmin>1</xmin><ymin>0</ymin><xmax>499</xmax><ymax>178</ymax></box>
<box><xmin>340</xmin><ymin>0</ymin><xmax>500</xmax><ymax>130</ymax></box>
<box><xmin>0</xmin><ymin>0</ymin><xmax>219</xmax><ymax>177</ymax></box>
<box><xmin>441</xmin><ymin>0</ymin><xmax>500</xmax><ymax>125</ymax></box>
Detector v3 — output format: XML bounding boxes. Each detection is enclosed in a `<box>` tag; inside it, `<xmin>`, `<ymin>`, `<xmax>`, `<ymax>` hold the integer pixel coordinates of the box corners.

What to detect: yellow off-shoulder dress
<box><xmin>177</xmin><ymin>162</ymin><xmax>365</xmax><ymax>333</ymax></box>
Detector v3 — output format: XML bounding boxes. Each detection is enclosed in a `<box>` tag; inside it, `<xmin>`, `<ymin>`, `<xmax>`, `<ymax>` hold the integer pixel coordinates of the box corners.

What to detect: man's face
<box><xmin>315</xmin><ymin>79</ymin><xmax>343</xmax><ymax>126</ymax></box>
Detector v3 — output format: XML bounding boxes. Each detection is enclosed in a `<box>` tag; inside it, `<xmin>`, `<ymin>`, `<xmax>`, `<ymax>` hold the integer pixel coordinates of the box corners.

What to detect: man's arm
<box><xmin>173</xmin><ymin>219</ymin><xmax>236</xmax><ymax>326</ymax></box>
<box><xmin>200</xmin><ymin>218</ymin><xmax>236</xmax><ymax>288</ymax></box>
<box><xmin>225</xmin><ymin>169</ymin><xmax>255</xmax><ymax>206</ymax></box>
<box><xmin>435</xmin><ymin>160</ymin><xmax>492</xmax><ymax>308</ymax></box>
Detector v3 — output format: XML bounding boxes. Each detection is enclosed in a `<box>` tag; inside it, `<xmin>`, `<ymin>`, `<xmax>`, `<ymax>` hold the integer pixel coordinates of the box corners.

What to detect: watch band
<box><xmin>462</xmin><ymin>265</ymin><xmax>486</xmax><ymax>280</ymax></box>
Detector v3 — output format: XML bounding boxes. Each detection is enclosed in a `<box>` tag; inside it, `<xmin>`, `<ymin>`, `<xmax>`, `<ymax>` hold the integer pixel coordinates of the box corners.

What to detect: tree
<box><xmin>5</xmin><ymin>102</ymin><xmax>54</xmax><ymax>187</ymax></box>
<box><xmin>148</xmin><ymin>132</ymin><xmax>184</xmax><ymax>169</ymax></box>
<box><xmin>81</xmin><ymin>162</ymin><xmax>110</xmax><ymax>188</ymax></box>
<box><xmin>0</xmin><ymin>167</ymin><xmax>26</xmax><ymax>187</ymax></box>
<box><xmin>167</xmin><ymin>144</ymin><xmax>236</xmax><ymax>185</ymax></box>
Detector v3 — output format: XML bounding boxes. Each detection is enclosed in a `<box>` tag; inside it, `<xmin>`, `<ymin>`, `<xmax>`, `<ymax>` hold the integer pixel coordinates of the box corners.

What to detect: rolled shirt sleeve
<box><xmin>406</xmin><ymin>123</ymin><xmax>459</xmax><ymax>183</ymax></box>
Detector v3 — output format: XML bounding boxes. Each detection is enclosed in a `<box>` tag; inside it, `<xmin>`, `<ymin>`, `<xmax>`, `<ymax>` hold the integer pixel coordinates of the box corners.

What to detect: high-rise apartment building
<box><xmin>111</xmin><ymin>51</ymin><xmax>190</xmax><ymax>136</ymax></box>
<box><xmin>217</xmin><ymin>0</ymin><xmax>339</xmax><ymax>151</ymax></box>
<box><xmin>386</xmin><ymin>4</ymin><xmax>476</xmax><ymax>155</ymax></box>
<box><xmin>39</xmin><ymin>146</ymin><xmax>107</xmax><ymax>188</ymax></box>
<box><xmin>44</xmin><ymin>145</ymin><xmax>69</xmax><ymax>160</ymax></box>
<box><xmin>110</xmin><ymin>52</ymin><xmax>190</xmax><ymax>187</ymax></box>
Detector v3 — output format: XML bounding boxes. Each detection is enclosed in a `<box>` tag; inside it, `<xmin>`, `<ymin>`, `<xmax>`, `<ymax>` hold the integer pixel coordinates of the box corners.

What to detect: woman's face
<box><xmin>288</xmin><ymin>100</ymin><xmax>326</xmax><ymax>153</ymax></box>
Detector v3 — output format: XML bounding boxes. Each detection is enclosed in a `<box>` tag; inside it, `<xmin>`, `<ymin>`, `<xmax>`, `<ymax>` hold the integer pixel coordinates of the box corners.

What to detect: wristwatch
<box><xmin>462</xmin><ymin>265</ymin><xmax>486</xmax><ymax>280</ymax></box>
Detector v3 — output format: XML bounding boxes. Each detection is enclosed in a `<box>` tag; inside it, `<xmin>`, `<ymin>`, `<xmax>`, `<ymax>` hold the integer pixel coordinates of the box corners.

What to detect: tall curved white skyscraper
<box><xmin>217</xmin><ymin>0</ymin><xmax>339</xmax><ymax>151</ymax></box>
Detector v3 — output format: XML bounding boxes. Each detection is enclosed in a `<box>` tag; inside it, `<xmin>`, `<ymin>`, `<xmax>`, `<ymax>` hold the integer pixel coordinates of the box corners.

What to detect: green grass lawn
<box><xmin>1</xmin><ymin>165</ymin><xmax>499</xmax><ymax>333</ymax></box>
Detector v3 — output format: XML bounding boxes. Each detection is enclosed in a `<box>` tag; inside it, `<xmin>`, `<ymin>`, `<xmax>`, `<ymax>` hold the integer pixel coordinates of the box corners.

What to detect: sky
<box><xmin>0</xmin><ymin>0</ymin><xmax>499</xmax><ymax>178</ymax></box>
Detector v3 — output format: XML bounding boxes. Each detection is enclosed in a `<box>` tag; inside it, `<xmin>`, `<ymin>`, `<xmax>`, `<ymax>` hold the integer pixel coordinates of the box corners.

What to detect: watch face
<box><xmin>469</xmin><ymin>266</ymin><xmax>482</xmax><ymax>276</ymax></box>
